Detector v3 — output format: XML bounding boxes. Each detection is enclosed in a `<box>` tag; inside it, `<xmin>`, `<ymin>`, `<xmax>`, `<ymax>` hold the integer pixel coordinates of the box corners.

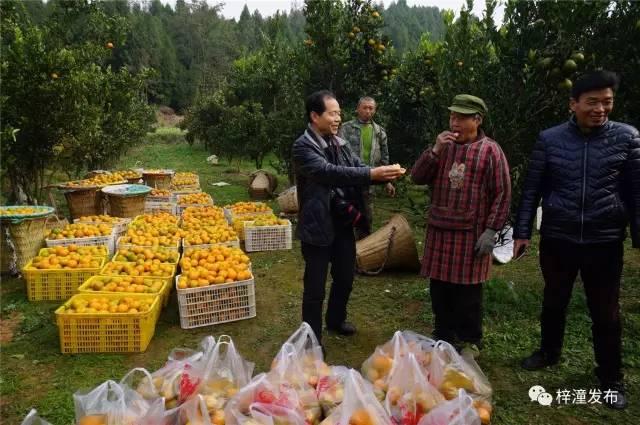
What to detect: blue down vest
<box><xmin>514</xmin><ymin>118</ymin><xmax>640</xmax><ymax>246</ymax></box>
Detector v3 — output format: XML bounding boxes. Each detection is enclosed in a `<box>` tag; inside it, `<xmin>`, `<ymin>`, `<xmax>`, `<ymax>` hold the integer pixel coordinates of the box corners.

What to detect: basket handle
<box><xmin>356</xmin><ymin>225</ymin><xmax>397</xmax><ymax>276</ymax></box>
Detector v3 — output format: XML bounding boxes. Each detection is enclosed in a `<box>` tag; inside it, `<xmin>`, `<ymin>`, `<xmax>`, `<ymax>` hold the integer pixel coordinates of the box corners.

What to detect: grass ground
<box><xmin>1</xmin><ymin>139</ymin><xmax>638</xmax><ymax>424</ymax></box>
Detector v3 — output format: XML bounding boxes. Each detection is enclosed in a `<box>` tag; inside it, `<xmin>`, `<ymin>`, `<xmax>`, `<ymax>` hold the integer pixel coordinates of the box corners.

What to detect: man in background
<box><xmin>339</xmin><ymin>96</ymin><xmax>395</xmax><ymax>239</ymax></box>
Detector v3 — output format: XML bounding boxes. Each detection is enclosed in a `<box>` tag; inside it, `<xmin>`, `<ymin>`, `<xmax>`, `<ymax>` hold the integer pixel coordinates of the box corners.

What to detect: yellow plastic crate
<box><xmin>55</xmin><ymin>293</ymin><xmax>161</xmax><ymax>354</ymax></box>
<box><xmin>78</xmin><ymin>275</ymin><xmax>171</xmax><ymax>307</ymax></box>
<box><xmin>22</xmin><ymin>257</ymin><xmax>106</xmax><ymax>301</ymax></box>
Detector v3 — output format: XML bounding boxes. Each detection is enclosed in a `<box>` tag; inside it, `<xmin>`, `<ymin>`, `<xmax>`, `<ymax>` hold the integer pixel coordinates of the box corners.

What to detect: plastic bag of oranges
<box><xmin>319</xmin><ymin>369</ymin><xmax>391</xmax><ymax>425</ymax></box>
<box><xmin>226</xmin><ymin>343</ymin><xmax>320</xmax><ymax>425</ymax></box>
<box><xmin>383</xmin><ymin>353</ymin><xmax>444</xmax><ymax>425</ymax></box>
<box><xmin>190</xmin><ymin>336</ymin><xmax>255</xmax><ymax>423</ymax></box>
<box><xmin>272</xmin><ymin>322</ymin><xmax>330</xmax><ymax>390</ymax></box>
<box><xmin>417</xmin><ymin>389</ymin><xmax>480</xmax><ymax>425</ymax></box>
<box><xmin>73</xmin><ymin>380</ymin><xmax>164</xmax><ymax>425</ymax></box>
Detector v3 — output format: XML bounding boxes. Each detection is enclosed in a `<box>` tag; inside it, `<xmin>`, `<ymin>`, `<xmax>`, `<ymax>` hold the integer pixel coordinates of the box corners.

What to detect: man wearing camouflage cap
<box><xmin>411</xmin><ymin>94</ymin><xmax>511</xmax><ymax>357</ymax></box>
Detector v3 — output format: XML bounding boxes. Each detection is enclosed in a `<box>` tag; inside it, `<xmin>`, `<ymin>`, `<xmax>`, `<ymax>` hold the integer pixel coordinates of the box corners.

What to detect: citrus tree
<box><xmin>1</xmin><ymin>0</ymin><xmax>153</xmax><ymax>203</ymax></box>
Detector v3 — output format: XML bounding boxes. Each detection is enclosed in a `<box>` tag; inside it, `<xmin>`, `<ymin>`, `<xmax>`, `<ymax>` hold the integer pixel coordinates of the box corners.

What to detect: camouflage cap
<box><xmin>447</xmin><ymin>94</ymin><xmax>488</xmax><ymax>116</ymax></box>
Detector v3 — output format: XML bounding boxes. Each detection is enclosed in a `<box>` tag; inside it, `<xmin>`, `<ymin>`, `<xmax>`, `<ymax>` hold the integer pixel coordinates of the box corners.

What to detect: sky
<box><xmin>162</xmin><ymin>0</ymin><xmax>505</xmax><ymax>23</ymax></box>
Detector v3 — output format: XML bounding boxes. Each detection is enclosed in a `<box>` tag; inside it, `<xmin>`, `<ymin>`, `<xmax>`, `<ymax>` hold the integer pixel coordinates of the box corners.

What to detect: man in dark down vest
<box><xmin>514</xmin><ymin>71</ymin><xmax>640</xmax><ymax>410</ymax></box>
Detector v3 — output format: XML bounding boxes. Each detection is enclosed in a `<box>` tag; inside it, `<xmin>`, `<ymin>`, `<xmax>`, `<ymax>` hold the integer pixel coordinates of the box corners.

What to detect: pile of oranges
<box><xmin>177</xmin><ymin>192</ymin><xmax>213</xmax><ymax>205</ymax></box>
<box><xmin>47</xmin><ymin>223</ymin><xmax>113</xmax><ymax>239</ymax></box>
<box><xmin>63</xmin><ymin>173</ymin><xmax>127</xmax><ymax>188</ymax></box>
<box><xmin>225</xmin><ymin>201</ymin><xmax>271</xmax><ymax>215</ymax></box>
<box><xmin>0</xmin><ymin>206</ymin><xmax>51</xmax><ymax>216</ymax></box>
<box><xmin>76</xmin><ymin>214</ymin><xmax>125</xmax><ymax>224</ymax></box>
<box><xmin>113</xmin><ymin>246</ymin><xmax>180</xmax><ymax>264</ymax></box>
<box><xmin>247</xmin><ymin>214</ymin><xmax>289</xmax><ymax>227</ymax></box>
<box><xmin>178</xmin><ymin>246</ymin><xmax>251</xmax><ymax>288</ymax></box>
<box><xmin>29</xmin><ymin>246</ymin><xmax>104</xmax><ymax>270</ymax></box>
<box><xmin>111</xmin><ymin>169</ymin><xmax>141</xmax><ymax>179</ymax></box>
<box><xmin>82</xmin><ymin>276</ymin><xmax>165</xmax><ymax>294</ymax></box>
<box><xmin>133</xmin><ymin>212</ymin><xmax>178</xmax><ymax>226</ymax></box>
<box><xmin>149</xmin><ymin>189</ymin><xmax>172</xmax><ymax>197</ymax></box>
<box><xmin>61</xmin><ymin>296</ymin><xmax>154</xmax><ymax>314</ymax></box>
<box><xmin>119</xmin><ymin>217</ymin><xmax>182</xmax><ymax>247</ymax></box>
<box><xmin>101</xmin><ymin>261</ymin><xmax>174</xmax><ymax>278</ymax></box>
<box><xmin>182</xmin><ymin>206</ymin><xmax>226</xmax><ymax>224</ymax></box>
<box><xmin>40</xmin><ymin>245</ymin><xmax>107</xmax><ymax>257</ymax></box>
<box><xmin>171</xmin><ymin>172</ymin><xmax>199</xmax><ymax>187</ymax></box>
<box><xmin>180</xmin><ymin>206</ymin><xmax>236</xmax><ymax>246</ymax></box>
<box><xmin>182</xmin><ymin>225</ymin><xmax>238</xmax><ymax>246</ymax></box>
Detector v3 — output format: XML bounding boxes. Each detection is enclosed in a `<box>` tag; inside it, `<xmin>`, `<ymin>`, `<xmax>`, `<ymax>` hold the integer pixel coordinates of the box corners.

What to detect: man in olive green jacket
<box><xmin>339</xmin><ymin>96</ymin><xmax>395</xmax><ymax>239</ymax></box>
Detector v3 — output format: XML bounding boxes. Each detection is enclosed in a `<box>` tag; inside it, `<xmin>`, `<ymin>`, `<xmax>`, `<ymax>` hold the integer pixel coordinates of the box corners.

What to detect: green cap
<box><xmin>447</xmin><ymin>94</ymin><xmax>488</xmax><ymax>116</ymax></box>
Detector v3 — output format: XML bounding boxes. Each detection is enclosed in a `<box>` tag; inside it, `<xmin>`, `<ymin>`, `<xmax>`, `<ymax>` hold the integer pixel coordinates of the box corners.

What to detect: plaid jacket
<box><xmin>411</xmin><ymin>134</ymin><xmax>511</xmax><ymax>284</ymax></box>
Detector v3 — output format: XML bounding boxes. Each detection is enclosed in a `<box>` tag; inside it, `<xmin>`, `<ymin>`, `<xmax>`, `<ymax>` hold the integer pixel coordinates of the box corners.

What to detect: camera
<box><xmin>331</xmin><ymin>188</ymin><xmax>363</xmax><ymax>227</ymax></box>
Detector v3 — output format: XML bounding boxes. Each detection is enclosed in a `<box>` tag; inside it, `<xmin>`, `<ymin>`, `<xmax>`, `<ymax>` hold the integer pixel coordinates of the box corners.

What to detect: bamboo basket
<box><xmin>143</xmin><ymin>172</ymin><xmax>174</xmax><ymax>190</ymax></box>
<box><xmin>1</xmin><ymin>221</ymin><xmax>14</xmax><ymax>273</ymax></box>
<box><xmin>3</xmin><ymin>217</ymin><xmax>49</xmax><ymax>271</ymax></box>
<box><xmin>248</xmin><ymin>170</ymin><xmax>277</xmax><ymax>200</ymax></box>
<box><xmin>63</xmin><ymin>187</ymin><xmax>103</xmax><ymax>219</ymax></box>
<box><xmin>103</xmin><ymin>185</ymin><xmax>151</xmax><ymax>218</ymax></box>
<box><xmin>106</xmin><ymin>195</ymin><xmax>147</xmax><ymax>218</ymax></box>
<box><xmin>276</xmin><ymin>186</ymin><xmax>298</xmax><ymax>213</ymax></box>
<box><xmin>355</xmin><ymin>214</ymin><xmax>420</xmax><ymax>275</ymax></box>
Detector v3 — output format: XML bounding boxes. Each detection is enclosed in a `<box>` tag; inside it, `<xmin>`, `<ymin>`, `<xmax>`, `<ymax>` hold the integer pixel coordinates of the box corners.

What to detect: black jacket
<box><xmin>514</xmin><ymin>118</ymin><xmax>640</xmax><ymax>246</ymax></box>
<box><xmin>293</xmin><ymin>126</ymin><xmax>371</xmax><ymax>246</ymax></box>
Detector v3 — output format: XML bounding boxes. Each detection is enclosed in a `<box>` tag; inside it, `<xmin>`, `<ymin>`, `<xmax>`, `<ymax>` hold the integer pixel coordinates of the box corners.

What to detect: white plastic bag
<box><xmin>226</xmin><ymin>343</ymin><xmax>320</xmax><ymax>425</ymax></box>
<box><xmin>361</xmin><ymin>331</ymin><xmax>409</xmax><ymax>387</ymax></box>
<box><xmin>74</xmin><ymin>379</ymin><xmax>160</xmax><ymax>425</ymax></box>
<box><xmin>20</xmin><ymin>409</ymin><xmax>52</xmax><ymax>425</ymax></box>
<box><xmin>427</xmin><ymin>342</ymin><xmax>492</xmax><ymax>402</ymax></box>
<box><xmin>198</xmin><ymin>335</ymin><xmax>255</xmax><ymax>420</ymax></box>
<box><xmin>316</xmin><ymin>366</ymin><xmax>349</xmax><ymax>417</ymax></box>
<box><xmin>273</xmin><ymin>322</ymin><xmax>330</xmax><ymax>389</ymax></box>
<box><xmin>320</xmin><ymin>369</ymin><xmax>390</xmax><ymax>425</ymax></box>
<box><xmin>384</xmin><ymin>353</ymin><xmax>444</xmax><ymax>425</ymax></box>
<box><xmin>417</xmin><ymin>389</ymin><xmax>480</xmax><ymax>425</ymax></box>
<box><xmin>138</xmin><ymin>336</ymin><xmax>217</xmax><ymax>409</ymax></box>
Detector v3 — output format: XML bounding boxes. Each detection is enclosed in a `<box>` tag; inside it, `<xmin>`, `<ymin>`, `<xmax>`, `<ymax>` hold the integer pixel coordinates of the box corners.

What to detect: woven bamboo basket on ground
<box><xmin>63</xmin><ymin>187</ymin><xmax>103</xmax><ymax>219</ymax></box>
<box><xmin>276</xmin><ymin>186</ymin><xmax>298</xmax><ymax>213</ymax></box>
<box><xmin>356</xmin><ymin>214</ymin><xmax>421</xmax><ymax>275</ymax></box>
<box><xmin>3</xmin><ymin>217</ymin><xmax>49</xmax><ymax>271</ymax></box>
<box><xmin>1</xmin><ymin>221</ymin><xmax>14</xmax><ymax>273</ymax></box>
<box><xmin>103</xmin><ymin>184</ymin><xmax>151</xmax><ymax>218</ymax></box>
<box><xmin>248</xmin><ymin>170</ymin><xmax>277</xmax><ymax>200</ymax></box>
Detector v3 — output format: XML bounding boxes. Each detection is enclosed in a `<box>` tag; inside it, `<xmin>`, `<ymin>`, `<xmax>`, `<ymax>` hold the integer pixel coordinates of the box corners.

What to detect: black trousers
<box><xmin>301</xmin><ymin>228</ymin><xmax>356</xmax><ymax>344</ymax></box>
<box><xmin>539</xmin><ymin>237</ymin><xmax>624</xmax><ymax>383</ymax></box>
<box><xmin>430</xmin><ymin>279</ymin><xmax>483</xmax><ymax>346</ymax></box>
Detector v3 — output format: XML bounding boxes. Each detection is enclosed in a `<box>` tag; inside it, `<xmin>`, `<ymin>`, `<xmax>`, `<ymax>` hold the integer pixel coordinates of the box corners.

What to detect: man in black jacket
<box><xmin>514</xmin><ymin>71</ymin><xmax>640</xmax><ymax>410</ymax></box>
<box><xmin>293</xmin><ymin>90</ymin><xmax>403</xmax><ymax>346</ymax></box>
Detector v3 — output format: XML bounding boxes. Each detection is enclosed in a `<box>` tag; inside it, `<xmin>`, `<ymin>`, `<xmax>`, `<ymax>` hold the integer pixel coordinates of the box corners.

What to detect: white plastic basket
<box><xmin>243</xmin><ymin>220</ymin><xmax>292</xmax><ymax>252</ymax></box>
<box><xmin>46</xmin><ymin>231</ymin><xmax>116</xmax><ymax>255</ymax></box>
<box><xmin>181</xmin><ymin>238</ymin><xmax>241</xmax><ymax>250</ymax></box>
<box><xmin>176</xmin><ymin>275</ymin><xmax>256</xmax><ymax>329</ymax></box>
<box><xmin>144</xmin><ymin>200</ymin><xmax>177</xmax><ymax>215</ymax></box>
<box><xmin>223</xmin><ymin>208</ymin><xmax>273</xmax><ymax>224</ymax></box>
<box><xmin>146</xmin><ymin>194</ymin><xmax>176</xmax><ymax>203</ymax></box>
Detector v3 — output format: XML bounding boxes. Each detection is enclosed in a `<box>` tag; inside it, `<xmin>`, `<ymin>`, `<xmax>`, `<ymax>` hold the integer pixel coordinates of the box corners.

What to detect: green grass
<box><xmin>1</xmin><ymin>140</ymin><xmax>638</xmax><ymax>424</ymax></box>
